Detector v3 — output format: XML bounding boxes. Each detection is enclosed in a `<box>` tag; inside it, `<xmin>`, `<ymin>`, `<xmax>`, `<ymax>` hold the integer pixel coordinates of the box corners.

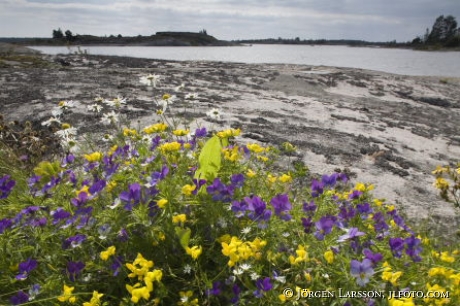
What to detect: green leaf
<box><xmin>175</xmin><ymin>226</ymin><xmax>191</xmax><ymax>249</ymax></box>
<box><xmin>194</xmin><ymin>135</ymin><xmax>222</xmax><ymax>181</ymax></box>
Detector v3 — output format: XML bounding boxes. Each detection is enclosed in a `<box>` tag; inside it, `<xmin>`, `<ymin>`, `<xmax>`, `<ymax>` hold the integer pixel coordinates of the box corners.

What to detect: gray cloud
<box><xmin>1</xmin><ymin>0</ymin><xmax>459</xmax><ymax>41</ymax></box>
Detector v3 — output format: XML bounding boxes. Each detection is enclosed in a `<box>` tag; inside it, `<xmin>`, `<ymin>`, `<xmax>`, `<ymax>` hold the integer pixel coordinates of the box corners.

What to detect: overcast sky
<box><xmin>1</xmin><ymin>0</ymin><xmax>459</xmax><ymax>42</ymax></box>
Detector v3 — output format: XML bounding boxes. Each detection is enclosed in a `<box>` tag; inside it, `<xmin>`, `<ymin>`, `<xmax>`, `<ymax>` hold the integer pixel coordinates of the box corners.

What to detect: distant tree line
<box><xmin>412</xmin><ymin>15</ymin><xmax>460</xmax><ymax>48</ymax></box>
<box><xmin>52</xmin><ymin>28</ymin><xmax>76</xmax><ymax>42</ymax></box>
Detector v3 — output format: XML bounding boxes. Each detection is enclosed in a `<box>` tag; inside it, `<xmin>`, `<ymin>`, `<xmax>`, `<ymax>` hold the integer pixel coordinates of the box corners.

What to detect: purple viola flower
<box><xmin>10</xmin><ymin>291</ymin><xmax>29</xmax><ymax>305</ymax></box>
<box><xmin>71</xmin><ymin>191</ymin><xmax>89</xmax><ymax>207</ymax></box>
<box><xmin>338</xmin><ymin>205</ymin><xmax>356</xmax><ymax>223</ymax></box>
<box><xmin>348</xmin><ymin>190</ymin><xmax>363</xmax><ymax>200</ymax></box>
<box><xmin>0</xmin><ymin>174</ymin><xmax>16</xmax><ymax>199</ymax></box>
<box><xmin>311</xmin><ymin>179</ymin><xmax>324</xmax><ymax>197</ymax></box>
<box><xmin>192</xmin><ymin>178</ymin><xmax>206</xmax><ymax>195</ymax></box>
<box><xmin>66</xmin><ymin>261</ymin><xmax>85</xmax><ymax>282</ymax></box>
<box><xmin>321</xmin><ymin>173</ymin><xmax>338</xmax><ymax>187</ymax></box>
<box><xmin>372</xmin><ymin>212</ymin><xmax>389</xmax><ymax>232</ymax></box>
<box><xmin>363</xmin><ymin>249</ymin><xmax>383</xmax><ymax>266</ymax></box>
<box><xmin>304</xmin><ymin>219</ymin><xmax>317</xmax><ymax>233</ymax></box>
<box><xmin>16</xmin><ymin>258</ymin><xmax>38</xmax><ymax>280</ymax></box>
<box><xmin>270</xmin><ymin>194</ymin><xmax>292</xmax><ymax>221</ymax></box>
<box><xmin>206</xmin><ymin>281</ymin><xmax>222</xmax><ymax>296</ymax></box>
<box><xmin>231</xmin><ymin>200</ymin><xmax>249</xmax><ymax>218</ymax></box>
<box><xmin>314</xmin><ymin>215</ymin><xmax>337</xmax><ymax>240</ymax></box>
<box><xmin>404</xmin><ymin>236</ymin><xmax>422</xmax><ymax>262</ymax></box>
<box><xmin>302</xmin><ymin>201</ymin><xmax>317</xmax><ymax>215</ymax></box>
<box><xmin>230</xmin><ymin>174</ymin><xmax>245</xmax><ymax>188</ymax></box>
<box><xmin>206</xmin><ymin>178</ymin><xmax>234</xmax><ymax>202</ymax></box>
<box><xmin>150</xmin><ymin>165</ymin><xmax>169</xmax><ymax>186</ymax></box>
<box><xmin>29</xmin><ymin>217</ymin><xmax>47</xmax><ymax>227</ymax></box>
<box><xmin>389</xmin><ymin>238</ymin><xmax>405</xmax><ymax>258</ymax></box>
<box><xmin>41</xmin><ymin>176</ymin><xmax>61</xmax><ymax>194</ymax></box>
<box><xmin>194</xmin><ymin>127</ymin><xmax>207</xmax><ymax>138</ymax></box>
<box><xmin>245</xmin><ymin>196</ymin><xmax>272</xmax><ymax>228</ymax></box>
<box><xmin>110</xmin><ymin>256</ymin><xmax>124</xmax><ymax>276</ymax></box>
<box><xmin>254</xmin><ymin>277</ymin><xmax>273</xmax><ymax>298</ymax></box>
<box><xmin>0</xmin><ymin>218</ymin><xmax>13</xmax><ymax>234</ymax></box>
<box><xmin>350</xmin><ymin>259</ymin><xmax>374</xmax><ymax>287</ymax></box>
<box><xmin>357</xmin><ymin>202</ymin><xmax>373</xmax><ymax>217</ymax></box>
<box><xmin>89</xmin><ymin>179</ymin><xmax>106</xmax><ymax>195</ymax></box>
<box><xmin>231</xmin><ymin>284</ymin><xmax>241</xmax><ymax>305</ymax></box>
<box><xmin>51</xmin><ymin>207</ymin><xmax>71</xmax><ymax>225</ymax></box>
<box><xmin>62</xmin><ymin>233</ymin><xmax>87</xmax><ymax>249</ymax></box>
<box><xmin>337</xmin><ymin>227</ymin><xmax>365</xmax><ymax>243</ymax></box>
<box><xmin>120</xmin><ymin>183</ymin><xmax>142</xmax><ymax>210</ymax></box>
<box><xmin>118</xmin><ymin>228</ymin><xmax>129</xmax><ymax>242</ymax></box>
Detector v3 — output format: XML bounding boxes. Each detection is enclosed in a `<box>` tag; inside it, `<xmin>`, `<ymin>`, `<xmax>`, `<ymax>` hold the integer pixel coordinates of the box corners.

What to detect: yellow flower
<box><xmin>159</xmin><ymin>141</ymin><xmax>182</xmax><ymax>154</ymax></box>
<box><xmin>267</xmin><ymin>174</ymin><xmax>277</xmax><ymax>184</ymax></box>
<box><xmin>324</xmin><ymin>250</ymin><xmax>334</xmax><ymax>264</ymax></box>
<box><xmin>143</xmin><ymin>123</ymin><xmax>168</xmax><ymax>134</ymax></box>
<box><xmin>182</xmin><ymin>184</ymin><xmax>196</xmax><ymax>196</ymax></box>
<box><xmin>123</xmin><ymin>128</ymin><xmax>138</xmax><ymax>137</ymax></box>
<box><xmin>157</xmin><ymin>198</ymin><xmax>168</xmax><ymax>209</ymax></box>
<box><xmin>388</xmin><ymin>297</ymin><xmax>415</xmax><ymax>306</ymax></box>
<box><xmin>100</xmin><ymin>245</ymin><xmax>116</xmax><ymax>261</ymax></box>
<box><xmin>246</xmin><ymin>169</ymin><xmax>256</xmax><ymax>178</ymax></box>
<box><xmin>246</xmin><ymin>143</ymin><xmax>265</xmax><ymax>153</ymax></box>
<box><xmin>432</xmin><ymin>165</ymin><xmax>449</xmax><ymax>174</ymax></box>
<box><xmin>84</xmin><ymin>151</ymin><xmax>103</xmax><ymax>163</ymax></box>
<box><xmin>162</xmin><ymin>93</ymin><xmax>171</xmax><ymax>100</ymax></box>
<box><xmin>223</xmin><ymin>146</ymin><xmax>240</xmax><ymax>162</ymax></box>
<box><xmin>289</xmin><ymin>245</ymin><xmax>309</xmax><ymax>265</ymax></box>
<box><xmin>279</xmin><ymin>174</ymin><xmax>292</xmax><ymax>183</ymax></box>
<box><xmin>178</xmin><ymin>290</ymin><xmax>199</xmax><ymax>306</ymax></box>
<box><xmin>382</xmin><ymin>271</ymin><xmax>403</xmax><ymax>286</ymax></box>
<box><xmin>440</xmin><ymin>251</ymin><xmax>455</xmax><ymax>263</ymax></box>
<box><xmin>186</xmin><ymin>246</ymin><xmax>203</xmax><ymax>260</ymax></box>
<box><xmin>434</xmin><ymin>177</ymin><xmax>449</xmax><ymax>190</ymax></box>
<box><xmin>58</xmin><ymin>284</ymin><xmax>77</xmax><ymax>303</ymax></box>
<box><xmin>216</xmin><ymin>128</ymin><xmax>241</xmax><ymax>138</ymax></box>
<box><xmin>257</xmin><ymin>155</ymin><xmax>269</xmax><ymax>162</ymax></box>
<box><xmin>373</xmin><ymin>199</ymin><xmax>384</xmax><ymax>206</ymax></box>
<box><xmin>173</xmin><ymin>129</ymin><xmax>190</xmax><ymax>136</ymax></box>
<box><xmin>61</xmin><ymin>122</ymin><xmax>71</xmax><ymax>130</ymax></box>
<box><xmin>126</xmin><ymin>284</ymin><xmax>151</xmax><ymax>304</ymax></box>
<box><xmin>83</xmin><ymin>291</ymin><xmax>103</xmax><ymax>306</ymax></box>
<box><xmin>172</xmin><ymin>214</ymin><xmax>187</xmax><ymax>224</ymax></box>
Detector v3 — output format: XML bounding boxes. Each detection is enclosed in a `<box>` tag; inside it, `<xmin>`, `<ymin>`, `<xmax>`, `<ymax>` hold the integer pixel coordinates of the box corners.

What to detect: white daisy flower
<box><xmin>87</xmin><ymin>103</ymin><xmax>103</xmax><ymax>113</ymax></box>
<box><xmin>51</xmin><ymin>108</ymin><xmax>63</xmax><ymax>117</ymax></box>
<box><xmin>57</xmin><ymin>100</ymin><xmax>75</xmax><ymax>110</ymax></box>
<box><xmin>250</xmin><ymin>272</ymin><xmax>260</xmax><ymax>280</ymax></box>
<box><xmin>241</xmin><ymin>227</ymin><xmax>251</xmax><ymax>234</ymax></box>
<box><xmin>102</xmin><ymin>134</ymin><xmax>114</xmax><ymax>142</ymax></box>
<box><xmin>233</xmin><ymin>268</ymin><xmax>244</xmax><ymax>276</ymax></box>
<box><xmin>94</xmin><ymin>96</ymin><xmax>104</xmax><ymax>103</ymax></box>
<box><xmin>240</xmin><ymin>263</ymin><xmax>252</xmax><ymax>271</ymax></box>
<box><xmin>206</xmin><ymin>108</ymin><xmax>224</xmax><ymax>120</ymax></box>
<box><xmin>140</xmin><ymin>74</ymin><xmax>161</xmax><ymax>88</ymax></box>
<box><xmin>42</xmin><ymin>117</ymin><xmax>61</xmax><ymax>126</ymax></box>
<box><xmin>185</xmin><ymin>93</ymin><xmax>199</xmax><ymax>100</ymax></box>
<box><xmin>104</xmin><ymin>97</ymin><xmax>127</xmax><ymax>108</ymax></box>
<box><xmin>101</xmin><ymin>111</ymin><xmax>119</xmax><ymax>125</ymax></box>
<box><xmin>183</xmin><ymin>264</ymin><xmax>192</xmax><ymax>274</ymax></box>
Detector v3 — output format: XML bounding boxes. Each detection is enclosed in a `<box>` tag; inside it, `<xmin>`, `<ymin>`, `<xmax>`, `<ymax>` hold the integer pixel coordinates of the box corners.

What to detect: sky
<box><xmin>1</xmin><ymin>0</ymin><xmax>459</xmax><ymax>42</ymax></box>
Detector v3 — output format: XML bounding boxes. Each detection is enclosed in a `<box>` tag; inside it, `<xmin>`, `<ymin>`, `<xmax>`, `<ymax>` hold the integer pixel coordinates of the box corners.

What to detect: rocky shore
<box><xmin>1</xmin><ymin>48</ymin><xmax>460</xmax><ymax>235</ymax></box>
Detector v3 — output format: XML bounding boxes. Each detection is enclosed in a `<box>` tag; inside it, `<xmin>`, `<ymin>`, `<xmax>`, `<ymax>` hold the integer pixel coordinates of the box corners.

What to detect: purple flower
<box><xmin>301</xmin><ymin>217</ymin><xmax>314</xmax><ymax>233</ymax></box>
<box><xmin>372</xmin><ymin>212</ymin><xmax>389</xmax><ymax>232</ymax></box>
<box><xmin>194</xmin><ymin>127</ymin><xmax>207</xmax><ymax>138</ymax></box>
<box><xmin>231</xmin><ymin>284</ymin><xmax>241</xmax><ymax>305</ymax></box>
<box><xmin>245</xmin><ymin>196</ymin><xmax>272</xmax><ymax>228</ymax></box>
<box><xmin>311</xmin><ymin>179</ymin><xmax>324</xmax><ymax>197</ymax></box>
<box><xmin>337</xmin><ymin>227</ymin><xmax>365</xmax><ymax>243</ymax></box>
<box><xmin>0</xmin><ymin>175</ymin><xmax>16</xmax><ymax>199</ymax></box>
<box><xmin>66</xmin><ymin>261</ymin><xmax>85</xmax><ymax>281</ymax></box>
<box><xmin>230</xmin><ymin>174</ymin><xmax>245</xmax><ymax>188</ymax></box>
<box><xmin>270</xmin><ymin>194</ymin><xmax>292</xmax><ymax>221</ymax></box>
<box><xmin>350</xmin><ymin>259</ymin><xmax>374</xmax><ymax>286</ymax></box>
<box><xmin>348</xmin><ymin>190</ymin><xmax>363</xmax><ymax>200</ymax></box>
<box><xmin>89</xmin><ymin>179</ymin><xmax>106</xmax><ymax>195</ymax></box>
<box><xmin>389</xmin><ymin>238</ymin><xmax>405</xmax><ymax>258</ymax></box>
<box><xmin>206</xmin><ymin>281</ymin><xmax>222</xmax><ymax>296</ymax></box>
<box><xmin>404</xmin><ymin>236</ymin><xmax>422</xmax><ymax>262</ymax></box>
<box><xmin>254</xmin><ymin>277</ymin><xmax>273</xmax><ymax>298</ymax></box>
<box><xmin>357</xmin><ymin>202</ymin><xmax>373</xmax><ymax>217</ymax></box>
<box><xmin>10</xmin><ymin>291</ymin><xmax>29</xmax><ymax>305</ymax></box>
<box><xmin>231</xmin><ymin>200</ymin><xmax>249</xmax><ymax>218</ymax></box>
<box><xmin>206</xmin><ymin>178</ymin><xmax>234</xmax><ymax>202</ymax></box>
<box><xmin>118</xmin><ymin>228</ymin><xmax>129</xmax><ymax>242</ymax></box>
<box><xmin>71</xmin><ymin>191</ymin><xmax>89</xmax><ymax>207</ymax></box>
<box><xmin>51</xmin><ymin>207</ymin><xmax>71</xmax><ymax>225</ymax></box>
<box><xmin>302</xmin><ymin>201</ymin><xmax>317</xmax><ymax>215</ymax></box>
<box><xmin>150</xmin><ymin>166</ymin><xmax>169</xmax><ymax>186</ymax></box>
<box><xmin>120</xmin><ymin>183</ymin><xmax>142</xmax><ymax>210</ymax></box>
<box><xmin>338</xmin><ymin>205</ymin><xmax>356</xmax><ymax>223</ymax></box>
<box><xmin>321</xmin><ymin>173</ymin><xmax>338</xmax><ymax>187</ymax></box>
<box><xmin>314</xmin><ymin>215</ymin><xmax>337</xmax><ymax>240</ymax></box>
<box><xmin>363</xmin><ymin>249</ymin><xmax>383</xmax><ymax>265</ymax></box>
<box><xmin>16</xmin><ymin>258</ymin><xmax>38</xmax><ymax>280</ymax></box>
<box><xmin>0</xmin><ymin>218</ymin><xmax>13</xmax><ymax>234</ymax></box>
<box><xmin>110</xmin><ymin>256</ymin><xmax>124</xmax><ymax>276</ymax></box>
<box><xmin>192</xmin><ymin>178</ymin><xmax>206</xmax><ymax>195</ymax></box>
<box><xmin>62</xmin><ymin>234</ymin><xmax>86</xmax><ymax>249</ymax></box>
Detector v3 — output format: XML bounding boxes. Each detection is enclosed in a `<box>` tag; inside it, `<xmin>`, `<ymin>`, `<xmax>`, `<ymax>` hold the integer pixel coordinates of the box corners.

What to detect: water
<box><xmin>30</xmin><ymin>44</ymin><xmax>460</xmax><ymax>77</ymax></box>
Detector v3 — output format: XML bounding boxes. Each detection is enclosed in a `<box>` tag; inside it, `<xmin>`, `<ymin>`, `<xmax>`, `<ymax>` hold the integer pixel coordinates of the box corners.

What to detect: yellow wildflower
<box><xmin>182</xmin><ymin>184</ymin><xmax>196</xmax><ymax>196</ymax></box>
<box><xmin>143</xmin><ymin>123</ymin><xmax>168</xmax><ymax>134</ymax></box>
<box><xmin>126</xmin><ymin>283</ymin><xmax>150</xmax><ymax>304</ymax></box>
<box><xmin>432</xmin><ymin>165</ymin><xmax>449</xmax><ymax>174</ymax></box>
<box><xmin>83</xmin><ymin>291</ymin><xmax>103</xmax><ymax>306</ymax></box>
<box><xmin>382</xmin><ymin>270</ymin><xmax>403</xmax><ymax>286</ymax></box>
<box><xmin>162</xmin><ymin>93</ymin><xmax>171</xmax><ymax>100</ymax></box>
<box><xmin>172</xmin><ymin>214</ymin><xmax>187</xmax><ymax>224</ymax></box>
<box><xmin>246</xmin><ymin>169</ymin><xmax>256</xmax><ymax>178</ymax></box>
<box><xmin>223</xmin><ymin>146</ymin><xmax>240</xmax><ymax>161</ymax></box>
<box><xmin>157</xmin><ymin>198</ymin><xmax>168</xmax><ymax>209</ymax></box>
<box><xmin>216</xmin><ymin>128</ymin><xmax>241</xmax><ymax>138</ymax></box>
<box><xmin>257</xmin><ymin>155</ymin><xmax>269</xmax><ymax>162</ymax></box>
<box><xmin>185</xmin><ymin>246</ymin><xmax>203</xmax><ymax>260</ymax></box>
<box><xmin>61</xmin><ymin>123</ymin><xmax>71</xmax><ymax>130</ymax></box>
<box><xmin>173</xmin><ymin>129</ymin><xmax>190</xmax><ymax>136</ymax></box>
<box><xmin>246</xmin><ymin>143</ymin><xmax>265</xmax><ymax>153</ymax></box>
<box><xmin>267</xmin><ymin>174</ymin><xmax>277</xmax><ymax>184</ymax></box>
<box><xmin>388</xmin><ymin>297</ymin><xmax>415</xmax><ymax>306</ymax></box>
<box><xmin>58</xmin><ymin>284</ymin><xmax>77</xmax><ymax>303</ymax></box>
<box><xmin>279</xmin><ymin>173</ymin><xmax>292</xmax><ymax>183</ymax></box>
<box><xmin>123</xmin><ymin>128</ymin><xmax>138</xmax><ymax>137</ymax></box>
<box><xmin>100</xmin><ymin>245</ymin><xmax>116</xmax><ymax>261</ymax></box>
<box><xmin>289</xmin><ymin>245</ymin><xmax>309</xmax><ymax>265</ymax></box>
<box><xmin>434</xmin><ymin>177</ymin><xmax>449</xmax><ymax>190</ymax></box>
<box><xmin>84</xmin><ymin>151</ymin><xmax>102</xmax><ymax>163</ymax></box>
<box><xmin>324</xmin><ymin>250</ymin><xmax>334</xmax><ymax>264</ymax></box>
<box><xmin>440</xmin><ymin>251</ymin><xmax>455</xmax><ymax>263</ymax></box>
<box><xmin>159</xmin><ymin>141</ymin><xmax>181</xmax><ymax>154</ymax></box>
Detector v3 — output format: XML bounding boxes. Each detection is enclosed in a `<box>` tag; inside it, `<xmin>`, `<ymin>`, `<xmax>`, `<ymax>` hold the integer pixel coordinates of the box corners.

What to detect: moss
<box><xmin>0</xmin><ymin>54</ymin><xmax>52</xmax><ymax>68</ymax></box>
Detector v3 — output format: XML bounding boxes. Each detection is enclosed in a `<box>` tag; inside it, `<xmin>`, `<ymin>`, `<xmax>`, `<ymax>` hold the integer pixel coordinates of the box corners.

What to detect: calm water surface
<box><xmin>30</xmin><ymin>44</ymin><xmax>460</xmax><ymax>77</ymax></box>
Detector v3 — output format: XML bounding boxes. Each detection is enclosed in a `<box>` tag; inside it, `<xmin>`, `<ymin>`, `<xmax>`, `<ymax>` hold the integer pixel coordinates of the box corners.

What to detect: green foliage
<box><xmin>194</xmin><ymin>135</ymin><xmax>222</xmax><ymax>181</ymax></box>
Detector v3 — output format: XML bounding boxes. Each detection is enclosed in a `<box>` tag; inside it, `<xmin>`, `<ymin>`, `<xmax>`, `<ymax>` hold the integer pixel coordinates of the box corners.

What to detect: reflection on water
<box><xmin>30</xmin><ymin>44</ymin><xmax>460</xmax><ymax>77</ymax></box>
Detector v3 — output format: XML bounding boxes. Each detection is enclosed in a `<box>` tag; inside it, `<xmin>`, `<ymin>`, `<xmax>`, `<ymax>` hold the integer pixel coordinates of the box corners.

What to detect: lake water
<box><xmin>30</xmin><ymin>44</ymin><xmax>460</xmax><ymax>77</ymax></box>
